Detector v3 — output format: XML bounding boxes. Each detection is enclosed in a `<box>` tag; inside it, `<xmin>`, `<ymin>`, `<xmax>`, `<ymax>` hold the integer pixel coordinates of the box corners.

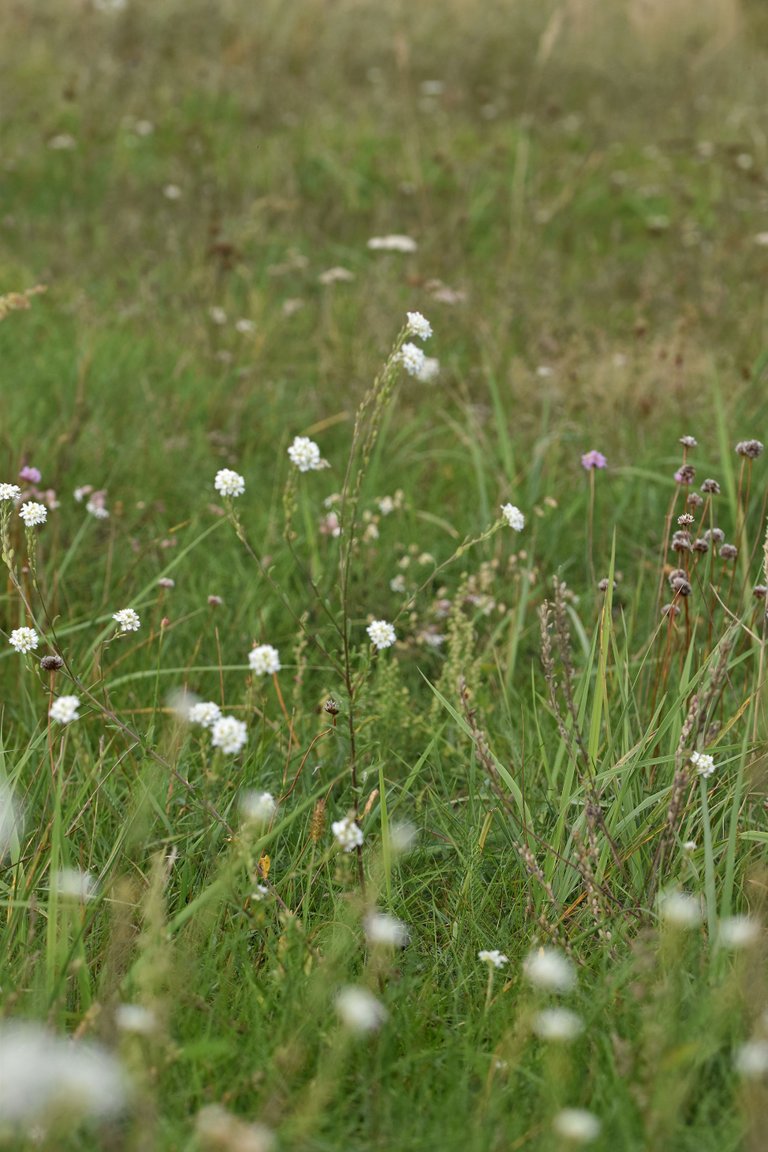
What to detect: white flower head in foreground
<box><xmin>406</xmin><ymin>311</ymin><xmax>432</xmax><ymax>341</ymax></box>
<box><xmin>0</xmin><ymin>483</ymin><xmax>21</xmax><ymax>502</ymax></box>
<box><xmin>8</xmin><ymin>627</ymin><xmax>39</xmax><ymax>654</ymax></box>
<box><xmin>53</xmin><ymin>868</ymin><xmax>98</xmax><ymax>902</ymax></box>
<box><xmin>658</xmin><ymin>890</ymin><xmax>703</xmax><ymax>929</ymax></box>
<box><xmin>248</xmin><ymin>644</ymin><xmax>281</xmax><ymax>675</ymax></box>
<box><xmin>0</xmin><ymin>783</ymin><xmax>22</xmax><ymax>859</ymax></box>
<box><xmin>364</xmin><ymin>912</ymin><xmax>409</xmax><ymax>948</ymax></box>
<box><xmin>718</xmin><ymin>915</ymin><xmax>761</xmax><ymax>949</ymax></box>
<box><xmin>690</xmin><ymin>750</ymin><xmax>715</xmax><ymax>778</ymax></box>
<box><xmin>210</xmin><ymin>716</ymin><xmax>248</xmax><ymax>755</ymax></box>
<box><xmin>478</xmin><ymin>949</ymin><xmax>509</xmax><ymax>970</ymax></box>
<box><xmin>240</xmin><ymin>791</ymin><xmax>277</xmax><ymax>827</ymax></box>
<box><xmin>501</xmin><ymin>504</ymin><xmax>525</xmax><ymax>531</ymax></box>
<box><xmin>735</xmin><ymin>1039</ymin><xmax>768</xmax><ymax>1079</ymax></box>
<box><xmin>19</xmin><ymin>501</ymin><xmax>47</xmax><ymax>527</ymax></box>
<box><xmin>287</xmin><ymin>435</ymin><xmax>327</xmax><ymax>472</ymax></box>
<box><xmin>0</xmin><ymin>1022</ymin><xmax>129</xmax><ymax>1130</ymax></box>
<box><xmin>531</xmin><ymin>1008</ymin><xmax>584</xmax><ymax>1042</ymax></box>
<box><xmin>367</xmin><ymin>234</ymin><xmax>417</xmax><ymax>253</ymax></box>
<box><xmin>332</xmin><ymin>815</ymin><xmax>364</xmax><ymax>852</ymax></box>
<box><xmin>214</xmin><ymin>468</ymin><xmax>245</xmax><ymax>499</ymax></box>
<box><xmin>335</xmin><ymin>987</ymin><xmax>388</xmax><ymax>1034</ymax></box>
<box><xmin>187</xmin><ymin>700</ymin><xmax>222</xmax><ymax>729</ymax></box>
<box><xmin>398</xmin><ymin>342</ymin><xmax>426</xmax><ymax>378</ymax></box>
<box><xmin>49</xmin><ymin>695</ymin><xmax>81</xmax><ymax>725</ymax></box>
<box><xmin>367</xmin><ymin>619</ymin><xmax>396</xmax><ymax>650</ymax></box>
<box><xmin>112</xmin><ymin>608</ymin><xmax>141</xmax><ymax>633</ymax></box>
<box><xmin>552</xmin><ymin>1109</ymin><xmax>602</xmax><ymax>1144</ymax></box>
<box><xmin>523</xmin><ymin>947</ymin><xmax>576</xmax><ymax>993</ymax></box>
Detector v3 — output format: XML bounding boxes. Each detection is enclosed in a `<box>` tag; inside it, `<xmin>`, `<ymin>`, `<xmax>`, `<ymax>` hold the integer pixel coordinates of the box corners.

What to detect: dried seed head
<box><xmin>753</xmin><ymin>585</ymin><xmax>768</xmax><ymax>599</ymax></box>
<box><xmin>671</xmin><ymin>576</ymin><xmax>692</xmax><ymax>596</ymax></box>
<box><xmin>310</xmin><ymin>798</ymin><xmax>326</xmax><ymax>843</ymax></box>
<box><xmin>323</xmin><ymin>697</ymin><xmax>340</xmax><ymax>716</ymax></box>
<box><xmin>40</xmin><ymin>654</ymin><xmax>64</xmax><ymax>672</ymax></box>
<box><xmin>735</xmin><ymin>439</ymin><xmax>764</xmax><ymax>459</ymax></box>
<box><xmin>719</xmin><ymin>543</ymin><xmax>738</xmax><ymax>560</ymax></box>
<box><xmin>677</xmin><ymin>513</ymin><xmax>695</xmax><ymax>526</ymax></box>
<box><xmin>661</xmin><ymin>603</ymin><xmax>682</xmax><ymax>617</ymax></box>
<box><xmin>668</xmin><ymin>568</ymin><xmax>688</xmax><ymax>587</ymax></box>
<box><xmin>703</xmin><ymin>527</ymin><xmax>724</xmax><ymax>545</ymax></box>
<box><xmin>701</xmin><ymin>478</ymin><xmax>720</xmax><ymax>494</ymax></box>
<box><xmin>679</xmin><ymin>435</ymin><xmax>698</xmax><ymax>448</ymax></box>
<box><xmin>675</xmin><ymin>464</ymin><xmax>696</xmax><ymax>485</ymax></box>
<box><xmin>671</xmin><ymin>531</ymin><xmax>692</xmax><ymax>552</ymax></box>
<box><xmin>597</xmin><ymin>578</ymin><xmax>615</xmax><ymax>592</ymax></box>
<box><xmin>692</xmin><ymin>538</ymin><xmax>709</xmax><ymax>553</ymax></box>
<box><xmin>686</xmin><ymin>491</ymin><xmax>704</xmax><ymax>508</ymax></box>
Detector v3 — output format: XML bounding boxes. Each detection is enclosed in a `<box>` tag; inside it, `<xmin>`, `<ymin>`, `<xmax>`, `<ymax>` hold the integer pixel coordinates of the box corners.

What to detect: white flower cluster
<box><xmin>240</xmin><ymin>790</ymin><xmax>277</xmax><ymax>826</ymax></box>
<box><xmin>112</xmin><ymin>608</ymin><xmax>141</xmax><ymax>633</ymax></box>
<box><xmin>398</xmin><ymin>342</ymin><xmax>427</xmax><ymax>377</ymax></box>
<box><xmin>522</xmin><ymin>947</ymin><xmax>576</xmax><ymax>993</ymax></box>
<box><xmin>287</xmin><ymin>436</ymin><xmax>327</xmax><ymax>472</ymax></box>
<box><xmin>367</xmin><ymin>234</ymin><xmax>417</xmax><ymax>253</ymax></box>
<box><xmin>364</xmin><ymin>912</ymin><xmax>409</xmax><ymax>948</ymax></box>
<box><xmin>49</xmin><ymin>695</ymin><xmax>81</xmax><ymax>725</ymax></box>
<box><xmin>19</xmin><ymin>502</ymin><xmax>47</xmax><ymax>527</ymax></box>
<box><xmin>478</xmin><ymin>949</ymin><xmax>509</xmax><ymax>970</ymax></box>
<box><xmin>690</xmin><ymin>750</ymin><xmax>715</xmax><ymax>778</ymax></box>
<box><xmin>405</xmin><ymin>311</ymin><xmax>432</xmax><ymax>340</ymax></box>
<box><xmin>210</xmin><ymin>716</ymin><xmax>248</xmax><ymax>755</ymax></box>
<box><xmin>332</xmin><ymin>815</ymin><xmax>364</xmax><ymax>852</ymax></box>
<box><xmin>0</xmin><ymin>483</ymin><xmax>21</xmax><ymax>502</ymax></box>
<box><xmin>367</xmin><ymin>619</ymin><xmax>396</xmax><ymax>650</ymax></box>
<box><xmin>214</xmin><ymin>468</ymin><xmax>245</xmax><ymax>498</ymax></box>
<box><xmin>8</xmin><ymin>627</ymin><xmax>39</xmax><ymax>654</ymax></box>
<box><xmin>335</xmin><ymin>986</ymin><xmax>388</xmax><ymax>1033</ymax></box>
<box><xmin>248</xmin><ymin>644</ymin><xmax>281</xmax><ymax>675</ymax></box>
<box><xmin>531</xmin><ymin>1008</ymin><xmax>583</xmax><ymax>1042</ymax></box>
<box><xmin>501</xmin><ymin>504</ymin><xmax>525</xmax><ymax>531</ymax></box>
<box><xmin>658</xmin><ymin>890</ymin><xmax>702</xmax><ymax>929</ymax></box>
<box><xmin>188</xmin><ymin>700</ymin><xmax>222</xmax><ymax>728</ymax></box>
<box><xmin>552</xmin><ymin>1109</ymin><xmax>601</xmax><ymax>1144</ymax></box>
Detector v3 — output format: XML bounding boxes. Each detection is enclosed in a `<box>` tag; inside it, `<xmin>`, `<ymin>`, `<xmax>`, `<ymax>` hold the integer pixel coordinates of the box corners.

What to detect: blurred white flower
<box><xmin>115</xmin><ymin>1004</ymin><xmax>156</xmax><ymax>1036</ymax></box>
<box><xmin>522</xmin><ymin>947</ymin><xmax>576</xmax><ymax>993</ymax></box>
<box><xmin>49</xmin><ymin>695</ymin><xmax>81</xmax><ymax>725</ymax></box>
<box><xmin>53</xmin><ymin>868</ymin><xmax>98</xmax><ymax>902</ymax></box>
<box><xmin>209</xmin><ymin>306</ymin><xmax>227</xmax><ymax>325</ymax></box>
<box><xmin>398</xmin><ymin>343</ymin><xmax>426</xmax><ymax>377</ymax></box>
<box><xmin>658</xmin><ymin>890</ymin><xmax>702</xmax><ymax>929</ymax></box>
<box><xmin>332</xmin><ymin>815</ymin><xmax>363</xmax><ymax>852</ymax></box>
<box><xmin>364</xmin><ymin>912</ymin><xmax>409</xmax><ymax>948</ymax></box>
<box><xmin>163</xmin><ymin>183</ymin><xmax>182</xmax><ymax>200</ymax></box>
<box><xmin>552</xmin><ymin>1108</ymin><xmax>601</xmax><ymax>1144</ymax></box>
<box><xmin>531</xmin><ymin>1008</ymin><xmax>584</xmax><ymax>1042</ymax></box>
<box><xmin>735</xmin><ymin>1040</ymin><xmax>768</xmax><ymax>1079</ymax></box>
<box><xmin>335</xmin><ymin>987</ymin><xmax>387</xmax><ymax>1033</ymax></box>
<box><xmin>718</xmin><ymin>915</ymin><xmax>761</xmax><ymax>949</ymax></box>
<box><xmin>367</xmin><ymin>235</ymin><xmax>417</xmax><ymax>253</ymax></box>
<box><xmin>415</xmin><ymin>355</ymin><xmax>440</xmax><ymax>382</ymax></box>
<box><xmin>240</xmin><ymin>791</ymin><xmax>277</xmax><ymax>826</ymax></box>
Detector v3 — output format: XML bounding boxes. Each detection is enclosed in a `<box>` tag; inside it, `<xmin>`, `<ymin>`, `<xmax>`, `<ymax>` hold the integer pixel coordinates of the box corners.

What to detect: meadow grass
<box><xmin>1</xmin><ymin>1</ymin><xmax>767</xmax><ymax>1148</ymax></box>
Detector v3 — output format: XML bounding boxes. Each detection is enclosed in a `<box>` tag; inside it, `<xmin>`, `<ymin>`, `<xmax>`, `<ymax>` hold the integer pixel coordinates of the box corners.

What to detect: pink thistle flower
<box><xmin>581</xmin><ymin>450</ymin><xmax>607</xmax><ymax>471</ymax></box>
<box><xmin>19</xmin><ymin>466</ymin><xmax>42</xmax><ymax>484</ymax></box>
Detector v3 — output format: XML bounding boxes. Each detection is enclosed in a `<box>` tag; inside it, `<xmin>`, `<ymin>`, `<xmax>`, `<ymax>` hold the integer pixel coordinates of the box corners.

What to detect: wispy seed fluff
<box><xmin>214</xmin><ymin>468</ymin><xmax>245</xmax><ymax>498</ymax></box>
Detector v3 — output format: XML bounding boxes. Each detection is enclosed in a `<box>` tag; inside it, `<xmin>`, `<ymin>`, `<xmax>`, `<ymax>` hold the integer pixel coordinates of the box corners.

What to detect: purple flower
<box><xmin>581</xmin><ymin>450</ymin><xmax>607</xmax><ymax>471</ymax></box>
<box><xmin>19</xmin><ymin>465</ymin><xmax>41</xmax><ymax>484</ymax></box>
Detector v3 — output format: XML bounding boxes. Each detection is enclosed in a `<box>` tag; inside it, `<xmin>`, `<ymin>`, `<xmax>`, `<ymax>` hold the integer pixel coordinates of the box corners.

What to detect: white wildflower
<box><xmin>86</xmin><ymin>499</ymin><xmax>110</xmax><ymax>519</ymax></box>
<box><xmin>187</xmin><ymin>701</ymin><xmax>222</xmax><ymax>728</ymax></box>
<box><xmin>735</xmin><ymin>1040</ymin><xmax>768</xmax><ymax>1079</ymax></box>
<box><xmin>415</xmin><ymin>355</ymin><xmax>440</xmax><ymax>382</ymax></box>
<box><xmin>335</xmin><ymin>987</ymin><xmax>387</xmax><ymax>1033</ymax></box>
<box><xmin>522</xmin><ymin>947</ymin><xmax>576</xmax><ymax>993</ymax></box>
<box><xmin>690</xmin><ymin>750</ymin><xmax>715</xmax><ymax>778</ymax></box>
<box><xmin>251</xmin><ymin>884</ymin><xmax>270</xmax><ymax>902</ymax></box>
<box><xmin>0</xmin><ymin>484</ymin><xmax>21</xmax><ymax>502</ymax></box>
<box><xmin>332</xmin><ymin>815</ymin><xmax>364</xmax><ymax>852</ymax></box>
<box><xmin>0</xmin><ymin>1022</ymin><xmax>128</xmax><ymax>1128</ymax></box>
<box><xmin>19</xmin><ymin>502</ymin><xmax>47</xmax><ymax>527</ymax></box>
<box><xmin>112</xmin><ymin>608</ymin><xmax>141</xmax><ymax>632</ymax></box>
<box><xmin>210</xmin><ymin>716</ymin><xmax>248</xmax><ymax>755</ymax></box>
<box><xmin>364</xmin><ymin>912</ymin><xmax>409</xmax><ymax>948</ymax></box>
<box><xmin>8</xmin><ymin>627</ymin><xmax>39</xmax><ymax>654</ymax></box>
<box><xmin>378</xmin><ymin>496</ymin><xmax>395</xmax><ymax>515</ymax></box>
<box><xmin>235</xmin><ymin>318</ymin><xmax>255</xmax><ymax>333</ymax></box>
<box><xmin>501</xmin><ymin>504</ymin><xmax>525</xmax><ymax>531</ymax></box>
<box><xmin>478</xmin><ymin>949</ymin><xmax>509</xmax><ymax>970</ymax></box>
<box><xmin>248</xmin><ymin>644</ymin><xmax>281</xmax><ymax>675</ymax></box>
<box><xmin>718</xmin><ymin>915</ymin><xmax>761</xmax><ymax>949</ymax></box>
<box><xmin>367</xmin><ymin>234</ymin><xmax>417</xmax><ymax>253</ymax></box>
<box><xmin>552</xmin><ymin>1109</ymin><xmax>601</xmax><ymax>1144</ymax></box>
<box><xmin>287</xmin><ymin>436</ymin><xmax>327</xmax><ymax>472</ymax></box>
<box><xmin>209</xmin><ymin>306</ymin><xmax>227</xmax><ymax>325</ymax></box>
<box><xmin>405</xmin><ymin>311</ymin><xmax>432</xmax><ymax>340</ymax></box>
<box><xmin>53</xmin><ymin>868</ymin><xmax>98</xmax><ymax>902</ymax></box>
<box><xmin>240</xmin><ymin>791</ymin><xmax>277</xmax><ymax>826</ymax></box>
<box><xmin>163</xmin><ymin>183</ymin><xmax>182</xmax><ymax>200</ymax></box>
<box><xmin>214</xmin><ymin>468</ymin><xmax>245</xmax><ymax>498</ymax></box>
<box><xmin>48</xmin><ymin>695</ymin><xmax>81</xmax><ymax>725</ymax></box>
<box><xmin>658</xmin><ymin>890</ymin><xmax>702</xmax><ymax>929</ymax></box>
<box><xmin>367</xmin><ymin>620</ymin><xmax>396</xmax><ymax>650</ymax></box>
<box><xmin>318</xmin><ymin>266</ymin><xmax>355</xmax><ymax>285</ymax></box>
<box><xmin>389</xmin><ymin>574</ymin><xmax>406</xmax><ymax>593</ymax></box>
<box><xmin>531</xmin><ymin>1008</ymin><xmax>584</xmax><ymax>1042</ymax></box>
<box><xmin>398</xmin><ymin>342</ymin><xmax>426</xmax><ymax>377</ymax></box>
